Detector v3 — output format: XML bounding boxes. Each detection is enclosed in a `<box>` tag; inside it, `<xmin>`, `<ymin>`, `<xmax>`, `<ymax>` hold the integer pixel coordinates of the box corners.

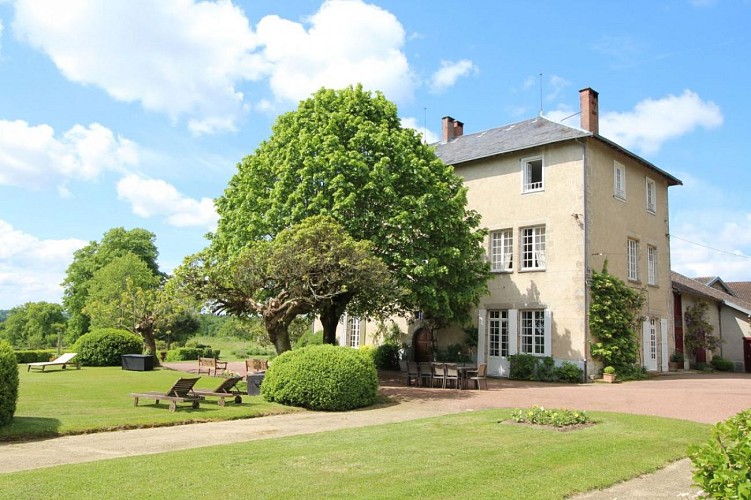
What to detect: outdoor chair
<box><xmin>198</xmin><ymin>357</ymin><xmax>227</xmax><ymax>377</ymax></box>
<box><xmin>431</xmin><ymin>363</ymin><xmax>446</xmax><ymax>388</ymax></box>
<box><xmin>245</xmin><ymin>358</ymin><xmax>268</xmax><ymax>374</ymax></box>
<box><xmin>467</xmin><ymin>363</ymin><xmax>488</xmax><ymax>390</ymax></box>
<box><xmin>418</xmin><ymin>362</ymin><xmax>432</xmax><ymax>387</ymax></box>
<box><xmin>191</xmin><ymin>376</ymin><xmax>245</xmax><ymax>406</ymax></box>
<box><xmin>444</xmin><ymin>363</ymin><xmax>460</xmax><ymax>389</ymax></box>
<box><xmin>406</xmin><ymin>361</ymin><xmax>420</xmax><ymax>387</ymax></box>
<box><xmin>27</xmin><ymin>352</ymin><xmax>79</xmax><ymax>372</ymax></box>
<box><xmin>130</xmin><ymin>377</ymin><xmax>203</xmax><ymax>412</ymax></box>
<box><xmin>399</xmin><ymin>360</ymin><xmax>409</xmax><ymax>385</ymax></box>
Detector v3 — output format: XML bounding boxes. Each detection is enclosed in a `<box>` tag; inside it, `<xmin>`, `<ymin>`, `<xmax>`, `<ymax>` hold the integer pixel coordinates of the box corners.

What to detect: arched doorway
<box><xmin>413</xmin><ymin>327</ymin><xmax>433</xmax><ymax>362</ymax></box>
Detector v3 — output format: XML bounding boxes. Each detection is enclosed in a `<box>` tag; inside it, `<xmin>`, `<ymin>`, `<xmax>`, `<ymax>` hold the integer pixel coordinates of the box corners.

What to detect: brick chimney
<box><xmin>441</xmin><ymin>116</ymin><xmax>464</xmax><ymax>143</ymax></box>
<box><xmin>579</xmin><ymin>88</ymin><xmax>599</xmax><ymax>135</ymax></box>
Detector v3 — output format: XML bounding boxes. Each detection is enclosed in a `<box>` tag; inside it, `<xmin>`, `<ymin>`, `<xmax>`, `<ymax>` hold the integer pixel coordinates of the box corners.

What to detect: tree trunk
<box><xmin>264</xmin><ymin>314</ymin><xmax>293</xmax><ymax>355</ymax></box>
<box><xmin>136</xmin><ymin>315</ymin><xmax>160</xmax><ymax>367</ymax></box>
<box><xmin>320</xmin><ymin>296</ymin><xmax>352</xmax><ymax>345</ymax></box>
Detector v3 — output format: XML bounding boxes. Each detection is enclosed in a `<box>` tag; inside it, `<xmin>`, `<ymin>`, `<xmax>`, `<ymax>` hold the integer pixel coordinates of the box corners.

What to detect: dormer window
<box><xmin>522</xmin><ymin>156</ymin><xmax>543</xmax><ymax>193</ymax></box>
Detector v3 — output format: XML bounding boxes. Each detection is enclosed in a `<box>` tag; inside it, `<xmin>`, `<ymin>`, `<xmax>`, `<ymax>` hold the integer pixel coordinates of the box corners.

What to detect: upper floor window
<box><xmin>490</xmin><ymin>229</ymin><xmax>513</xmax><ymax>272</ymax></box>
<box><xmin>614</xmin><ymin>161</ymin><xmax>626</xmax><ymax>200</ymax></box>
<box><xmin>627</xmin><ymin>238</ymin><xmax>639</xmax><ymax>281</ymax></box>
<box><xmin>647</xmin><ymin>245</ymin><xmax>657</xmax><ymax>285</ymax></box>
<box><xmin>646</xmin><ymin>177</ymin><xmax>656</xmax><ymax>213</ymax></box>
<box><xmin>522</xmin><ymin>156</ymin><xmax>543</xmax><ymax>193</ymax></box>
<box><xmin>521</xmin><ymin>225</ymin><xmax>546</xmax><ymax>270</ymax></box>
<box><xmin>347</xmin><ymin>317</ymin><xmax>360</xmax><ymax>348</ymax></box>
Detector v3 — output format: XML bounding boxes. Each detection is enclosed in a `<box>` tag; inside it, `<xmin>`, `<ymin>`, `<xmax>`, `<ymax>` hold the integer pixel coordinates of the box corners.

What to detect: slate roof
<box><xmin>433</xmin><ymin>115</ymin><xmax>682</xmax><ymax>186</ymax></box>
<box><xmin>672</xmin><ymin>271</ymin><xmax>751</xmax><ymax>315</ymax></box>
<box><xmin>691</xmin><ymin>276</ymin><xmax>736</xmax><ymax>295</ymax></box>
<box><xmin>727</xmin><ymin>281</ymin><xmax>751</xmax><ymax>304</ymax></box>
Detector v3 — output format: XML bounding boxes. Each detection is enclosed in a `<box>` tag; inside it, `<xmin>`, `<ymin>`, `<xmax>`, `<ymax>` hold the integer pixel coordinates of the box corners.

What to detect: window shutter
<box><xmin>477</xmin><ymin>309</ymin><xmax>487</xmax><ymax>365</ymax></box>
<box><xmin>508</xmin><ymin>309</ymin><xmax>518</xmax><ymax>355</ymax></box>
<box><xmin>543</xmin><ymin>309</ymin><xmax>552</xmax><ymax>357</ymax></box>
<box><xmin>642</xmin><ymin>319</ymin><xmax>650</xmax><ymax>368</ymax></box>
<box><xmin>660</xmin><ymin>318</ymin><xmax>669</xmax><ymax>372</ymax></box>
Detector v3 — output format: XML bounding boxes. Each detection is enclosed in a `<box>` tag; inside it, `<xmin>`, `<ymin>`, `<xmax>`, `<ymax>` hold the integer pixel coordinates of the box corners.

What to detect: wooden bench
<box><xmin>197</xmin><ymin>357</ymin><xmax>228</xmax><ymax>376</ymax></box>
<box><xmin>130</xmin><ymin>377</ymin><xmax>204</xmax><ymax>412</ymax></box>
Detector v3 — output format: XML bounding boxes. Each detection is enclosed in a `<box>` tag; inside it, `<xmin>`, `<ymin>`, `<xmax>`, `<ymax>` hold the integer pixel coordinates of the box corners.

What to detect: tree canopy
<box><xmin>1</xmin><ymin>302</ymin><xmax>66</xmax><ymax>349</ymax></box>
<box><xmin>210</xmin><ymin>85</ymin><xmax>489</xmax><ymax>339</ymax></box>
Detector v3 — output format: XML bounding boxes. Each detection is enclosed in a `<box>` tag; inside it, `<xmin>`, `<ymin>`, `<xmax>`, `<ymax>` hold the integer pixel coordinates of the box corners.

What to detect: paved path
<box><xmin>2</xmin><ymin>368</ymin><xmax>750</xmax><ymax>498</ymax></box>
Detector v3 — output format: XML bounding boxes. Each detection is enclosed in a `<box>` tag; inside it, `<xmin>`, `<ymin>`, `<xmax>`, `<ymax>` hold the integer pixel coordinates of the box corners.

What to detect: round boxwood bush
<box><xmin>74</xmin><ymin>328</ymin><xmax>143</xmax><ymax>366</ymax></box>
<box><xmin>261</xmin><ymin>344</ymin><xmax>378</xmax><ymax>411</ymax></box>
<box><xmin>0</xmin><ymin>340</ymin><xmax>19</xmax><ymax>426</ymax></box>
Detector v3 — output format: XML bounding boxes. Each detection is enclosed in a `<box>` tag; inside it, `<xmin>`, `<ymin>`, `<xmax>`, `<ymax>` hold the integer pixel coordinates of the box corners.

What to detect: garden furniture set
<box><xmin>400</xmin><ymin>361</ymin><xmax>487</xmax><ymax>390</ymax></box>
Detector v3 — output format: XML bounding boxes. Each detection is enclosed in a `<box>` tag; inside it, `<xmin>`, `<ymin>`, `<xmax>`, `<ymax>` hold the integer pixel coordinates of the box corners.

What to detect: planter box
<box><xmin>121</xmin><ymin>354</ymin><xmax>154</xmax><ymax>371</ymax></box>
<box><xmin>246</xmin><ymin>372</ymin><xmax>266</xmax><ymax>396</ymax></box>
<box><xmin>602</xmin><ymin>373</ymin><xmax>617</xmax><ymax>383</ymax></box>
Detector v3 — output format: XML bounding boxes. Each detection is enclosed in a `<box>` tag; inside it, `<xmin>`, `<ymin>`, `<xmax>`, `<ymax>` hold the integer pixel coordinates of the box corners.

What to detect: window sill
<box><xmin>491</xmin><ymin>270</ymin><xmax>513</xmax><ymax>274</ymax></box>
<box><xmin>628</xmin><ymin>278</ymin><xmax>642</xmax><ymax>285</ymax></box>
<box><xmin>646</xmin><ymin>209</ymin><xmax>656</xmax><ymax>215</ymax></box>
<box><xmin>647</xmin><ymin>282</ymin><xmax>658</xmax><ymax>288</ymax></box>
<box><xmin>522</xmin><ymin>189</ymin><xmax>545</xmax><ymax>195</ymax></box>
<box><xmin>613</xmin><ymin>194</ymin><xmax>626</xmax><ymax>202</ymax></box>
<box><xmin>520</xmin><ymin>268</ymin><xmax>546</xmax><ymax>273</ymax></box>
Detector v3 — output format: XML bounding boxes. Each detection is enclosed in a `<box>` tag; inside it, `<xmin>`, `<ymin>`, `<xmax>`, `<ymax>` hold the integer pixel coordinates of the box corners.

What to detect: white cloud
<box><xmin>400</xmin><ymin>117</ymin><xmax>438</xmax><ymax>144</ymax></box>
<box><xmin>429</xmin><ymin>59</ymin><xmax>477</xmax><ymax>93</ymax></box>
<box><xmin>12</xmin><ymin>0</ymin><xmax>263</xmax><ymax>135</ymax></box>
<box><xmin>256</xmin><ymin>0</ymin><xmax>413</xmax><ymax>104</ymax></box>
<box><xmin>116</xmin><ymin>174</ymin><xmax>218</xmax><ymax>229</ymax></box>
<box><xmin>0</xmin><ymin>220</ymin><xmax>87</xmax><ymax>309</ymax></box>
<box><xmin>600</xmin><ymin>90</ymin><xmax>723</xmax><ymax>154</ymax></box>
<box><xmin>0</xmin><ymin>119</ymin><xmax>138</xmax><ymax>189</ymax></box>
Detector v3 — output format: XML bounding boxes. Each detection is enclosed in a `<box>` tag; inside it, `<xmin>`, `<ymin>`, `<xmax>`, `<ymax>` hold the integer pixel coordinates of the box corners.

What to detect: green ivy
<box><xmin>588</xmin><ymin>262</ymin><xmax>645</xmax><ymax>372</ymax></box>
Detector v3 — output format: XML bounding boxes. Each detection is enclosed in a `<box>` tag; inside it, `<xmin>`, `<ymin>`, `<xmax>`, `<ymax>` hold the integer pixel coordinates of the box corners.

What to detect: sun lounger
<box><xmin>27</xmin><ymin>352</ymin><xmax>80</xmax><ymax>372</ymax></box>
<box><xmin>192</xmin><ymin>376</ymin><xmax>245</xmax><ymax>406</ymax></box>
<box><xmin>130</xmin><ymin>377</ymin><xmax>203</xmax><ymax>411</ymax></box>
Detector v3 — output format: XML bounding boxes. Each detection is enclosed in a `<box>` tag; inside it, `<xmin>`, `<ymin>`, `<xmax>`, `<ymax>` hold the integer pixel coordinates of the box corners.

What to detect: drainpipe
<box><xmin>578</xmin><ymin>137</ymin><xmax>590</xmax><ymax>381</ymax></box>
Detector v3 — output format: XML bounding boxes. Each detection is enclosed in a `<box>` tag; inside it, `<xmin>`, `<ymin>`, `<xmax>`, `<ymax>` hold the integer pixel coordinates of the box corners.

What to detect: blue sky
<box><xmin>0</xmin><ymin>0</ymin><xmax>749</xmax><ymax>309</ymax></box>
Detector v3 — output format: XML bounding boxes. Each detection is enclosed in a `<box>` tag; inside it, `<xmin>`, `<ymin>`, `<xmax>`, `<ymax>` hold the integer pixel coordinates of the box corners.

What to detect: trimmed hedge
<box><xmin>509</xmin><ymin>354</ymin><xmax>583</xmax><ymax>383</ymax></box>
<box><xmin>710</xmin><ymin>356</ymin><xmax>735</xmax><ymax>372</ymax></box>
<box><xmin>261</xmin><ymin>344</ymin><xmax>378</xmax><ymax>411</ymax></box>
<box><xmin>0</xmin><ymin>340</ymin><xmax>19</xmax><ymax>426</ymax></box>
<box><xmin>690</xmin><ymin>409</ymin><xmax>751</xmax><ymax>498</ymax></box>
<box><xmin>373</xmin><ymin>342</ymin><xmax>400</xmax><ymax>371</ymax></box>
<box><xmin>73</xmin><ymin>328</ymin><xmax>143</xmax><ymax>366</ymax></box>
<box><xmin>164</xmin><ymin>347</ymin><xmax>219</xmax><ymax>361</ymax></box>
<box><xmin>14</xmin><ymin>349</ymin><xmax>57</xmax><ymax>364</ymax></box>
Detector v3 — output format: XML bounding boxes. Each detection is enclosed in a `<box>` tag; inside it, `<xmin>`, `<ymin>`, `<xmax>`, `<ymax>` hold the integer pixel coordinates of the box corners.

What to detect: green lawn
<box><xmin>189</xmin><ymin>335</ymin><xmax>274</xmax><ymax>360</ymax></box>
<box><xmin>0</xmin><ymin>409</ymin><xmax>709</xmax><ymax>498</ymax></box>
<box><xmin>1</xmin><ymin>365</ymin><xmax>298</xmax><ymax>441</ymax></box>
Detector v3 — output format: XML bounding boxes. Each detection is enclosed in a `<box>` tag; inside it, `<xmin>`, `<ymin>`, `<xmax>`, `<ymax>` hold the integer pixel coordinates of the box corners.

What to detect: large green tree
<box><xmin>183</xmin><ymin>216</ymin><xmax>392</xmax><ymax>353</ymax></box>
<box><xmin>210</xmin><ymin>85</ymin><xmax>489</xmax><ymax>342</ymax></box>
<box><xmin>2</xmin><ymin>302</ymin><xmax>66</xmax><ymax>349</ymax></box>
<box><xmin>62</xmin><ymin>227</ymin><xmax>161</xmax><ymax>341</ymax></box>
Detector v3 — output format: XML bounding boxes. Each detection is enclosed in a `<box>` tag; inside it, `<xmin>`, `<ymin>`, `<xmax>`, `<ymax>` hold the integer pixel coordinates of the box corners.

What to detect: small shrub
<box><xmin>614</xmin><ymin>364</ymin><xmax>648</xmax><ymax>381</ymax></box>
<box><xmin>710</xmin><ymin>356</ymin><xmax>734</xmax><ymax>372</ymax></box>
<box><xmin>73</xmin><ymin>329</ymin><xmax>143</xmax><ymax>366</ymax></box>
<box><xmin>509</xmin><ymin>354</ymin><xmax>538</xmax><ymax>380</ymax></box>
<box><xmin>373</xmin><ymin>342</ymin><xmax>400</xmax><ymax>371</ymax></box>
<box><xmin>358</xmin><ymin>345</ymin><xmax>376</xmax><ymax>364</ymax></box>
<box><xmin>690</xmin><ymin>409</ymin><xmax>751</xmax><ymax>499</ymax></box>
<box><xmin>294</xmin><ymin>330</ymin><xmax>324</xmax><ymax>348</ymax></box>
<box><xmin>603</xmin><ymin>366</ymin><xmax>616</xmax><ymax>375</ymax></box>
<box><xmin>556</xmin><ymin>361</ymin><xmax>584</xmax><ymax>383</ymax></box>
<box><xmin>164</xmin><ymin>347</ymin><xmax>220</xmax><ymax>361</ymax></box>
<box><xmin>13</xmin><ymin>349</ymin><xmax>57</xmax><ymax>364</ymax></box>
<box><xmin>511</xmin><ymin>405</ymin><xmax>591</xmax><ymax>427</ymax></box>
<box><xmin>0</xmin><ymin>340</ymin><xmax>19</xmax><ymax>426</ymax></box>
<box><xmin>261</xmin><ymin>344</ymin><xmax>378</xmax><ymax>411</ymax></box>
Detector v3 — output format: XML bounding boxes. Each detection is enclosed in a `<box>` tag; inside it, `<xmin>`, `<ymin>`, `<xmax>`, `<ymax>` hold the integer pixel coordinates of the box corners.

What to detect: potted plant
<box><xmin>602</xmin><ymin>366</ymin><xmax>617</xmax><ymax>383</ymax></box>
<box><xmin>669</xmin><ymin>351</ymin><xmax>684</xmax><ymax>371</ymax></box>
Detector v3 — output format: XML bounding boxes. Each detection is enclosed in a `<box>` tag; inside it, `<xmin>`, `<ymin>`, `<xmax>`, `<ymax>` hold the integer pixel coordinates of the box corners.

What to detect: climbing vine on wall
<box><xmin>683</xmin><ymin>301</ymin><xmax>721</xmax><ymax>361</ymax></box>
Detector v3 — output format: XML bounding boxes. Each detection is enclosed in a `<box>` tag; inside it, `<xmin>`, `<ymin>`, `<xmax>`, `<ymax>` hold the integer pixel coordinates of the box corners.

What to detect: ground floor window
<box><xmin>488</xmin><ymin>310</ymin><xmax>508</xmax><ymax>357</ymax></box>
<box><xmin>520</xmin><ymin>310</ymin><xmax>546</xmax><ymax>355</ymax></box>
<box><xmin>347</xmin><ymin>317</ymin><xmax>361</xmax><ymax>348</ymax></box>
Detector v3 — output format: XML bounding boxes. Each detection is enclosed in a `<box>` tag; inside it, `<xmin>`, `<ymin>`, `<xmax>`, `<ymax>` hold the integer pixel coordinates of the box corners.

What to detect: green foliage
<box><xmin>511</xmin><ymin>405</ymin><xmax>591</xmax><ymax>427</ymax></box>
<box><xmin>588</xmin><ymin>263</ymin><xmax>646</xmax><ymax>371</ymax></box>
<box><xmin>690</xmin><ymin>409</ymin><xmax>751</xmax><ymax>499</ymax></box>
<box><xmin>73</xmin><ymin>328</ymin><xmax>143</xmax><ymax>366</ymax></box>
<box><xmin>211</xmin><ymin>85</ymin><xmax>489</xmax><ymax>333</ymax></box>
<box><xmin>13</xmin><ymin>350</ymin><xmax>57</xmax><ymax>363</ymax></box>
<box><xmin>164</xmin><ymin>347</ymin><xmax>220</xmax><ymax>361</ymax></box>
<box><xmin>0</xmin><ymin>340</ymin><xmax>19</xmax><ymax>426</ymax></box>
<box><xmin>373</xmin><ymin>342</ymin><xmax>400</xmax><ymax>370</ymax></box>
<box><xmin>508</xmin><ymin>355</ymin><xmax>582</xmax><ymax>383</ymax></box>
<box><xmin>670</xmin><ymin>351</ymin><xmax>684</xmax><ymax>363</ymax></box>
<box><xmin>2</xmin><ymin>302</ymin><xmax>66</xmax><ymax>349</ymax></box>
<box><xmin>710</xmin><ymin>356</ymin><xmax>734</xmax><ymax>371</ymax></box>
<box><xmin>603</xmin><ymin>366</ymin><xmax>616</xmax><ymax>375</ymax></box>
<box><xmin>358</xmin><ymin>345</ymin><xmax>376</xmax><ymax>364</ymax></box>
<box><xmin>294</xmin><ymin>330</ymin><xmax>324</xmax><ymax>348</ymax></box>
<box><xmin>435</xmin><ymin>342</ymin><xmax>473</xmax><ymax>363</ymax></box>
<box><xmin>261</xmin><ymin>344</ymin><xmax>378</xmax><ymax>411</ymax></box>
<box><xmin>684</xmin><ymin>301</ymin><xmax>722</xmax><ymax>361</ymax></box>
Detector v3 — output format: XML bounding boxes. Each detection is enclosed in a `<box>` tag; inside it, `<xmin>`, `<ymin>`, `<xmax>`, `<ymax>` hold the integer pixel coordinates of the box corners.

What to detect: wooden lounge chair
<box><xmin>130</xmin><ymin>377</ymin><xmax>203</xmax><ymax>412</ymax></box>
<box><xmin>192</xmin><ymin>376</ymin><xmax>245</xmax><ymax>406</ymax></box>
<box><xmin>27</xmin><ymin>352</ymin><xmax>79</xmax><ymax>372</ymax></box>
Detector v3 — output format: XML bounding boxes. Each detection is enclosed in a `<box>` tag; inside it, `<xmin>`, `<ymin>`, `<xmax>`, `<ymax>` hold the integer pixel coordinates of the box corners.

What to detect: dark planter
<box><xmin>246</xmin><ymin>372</ymin><xmax>266</xmax><ymax>396</ymax></box>
<box><xmin>121</xmin><ymin>354</ymin><xmax>154</xmax><ymax>371</ymax></box>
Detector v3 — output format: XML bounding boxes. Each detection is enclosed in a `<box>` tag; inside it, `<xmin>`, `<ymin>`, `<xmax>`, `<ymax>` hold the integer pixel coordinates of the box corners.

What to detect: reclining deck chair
<box><xmin>191</xmin><ymin>376</ymin><xmax>245</xmax><ymax>406</ymax></box>
<box><xmin>27</xmin><ymin>352</ymin><xmax>79</xmax><ymax>372</ymax></box>
<box><xmin>130</xmin><ymin>377</ymin><xmax>203</xmax><ymax>411</ymax></box>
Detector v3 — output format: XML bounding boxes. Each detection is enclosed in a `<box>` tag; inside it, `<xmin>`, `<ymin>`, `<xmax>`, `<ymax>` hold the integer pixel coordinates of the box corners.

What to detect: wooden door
<box><xmin>413</xmin><ymin>328</ymin><xmax>433</xmax><ymax>362</ymax></box>
<box><xmin>744</xmin><ymin>338</ymin><xmax>751</xmax><ymax>373</ymax></box>
<box><xmin>673</xmin><ymin>292</ymin><xmax>684</xmax><ymax>355</ymax></box>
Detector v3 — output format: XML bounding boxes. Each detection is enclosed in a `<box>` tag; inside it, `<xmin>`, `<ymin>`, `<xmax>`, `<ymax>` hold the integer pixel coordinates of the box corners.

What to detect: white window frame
<box><xmin>627</xmin><ymin>238</ymin><xmax>639</xmax><ymax>281</ymax></box>
<box><xmin>521</xmin><ymin>156</ymin><xmax>544</xmax><ymax>193</ymax></box>
<box><xmin>614</xmin><ymin>161</ymin><xmax>626</xmax><ymax>200</ymax></box>
<box><xmin>488</xmin><ymin>310</ymin><xmax>509</xmax><ymax>358</ymax></box>
<box><xmin>520</xmin><ymin>309</ymin><xmax>551</xmax><ymax>356</ymax></box>
<box><xmin>647</xmin><ymin>245</ymin><xmax>657</xmax><ymax>285</ymax></box>
<box><xmin>521</xmin><ymin>225</ymin><xmax>546</xmax><ymax>271</ymax></box>
<box><xmin>490</xmin><ymin>229</ymin><xmax>513</xmax><ymax>272</ymax></box>
<box><xmin>347</xmin><ymin>317</ymin><xmax>360</xmax><ymax>348</ymax></box>
<box><xmin>646</xmin><ymin>177</ymin><xmax>656</xmax><ymax>214</ymax></box>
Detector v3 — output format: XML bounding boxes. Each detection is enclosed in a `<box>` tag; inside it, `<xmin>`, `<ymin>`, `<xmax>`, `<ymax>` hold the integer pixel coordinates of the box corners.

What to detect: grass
<box><xmin>0</xmin><ymin>365</ymin><xmax>299</xmax><ymax>441</ymax></box>
<box><xmin>0</xmin><ymin>409</ymin><xmax>709</xmax><ymax>498</ymax></box>
<box><xmin>189</xmin><ymin>335</ymin><xmax>274</xmax><ymax>360</ymax></box>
